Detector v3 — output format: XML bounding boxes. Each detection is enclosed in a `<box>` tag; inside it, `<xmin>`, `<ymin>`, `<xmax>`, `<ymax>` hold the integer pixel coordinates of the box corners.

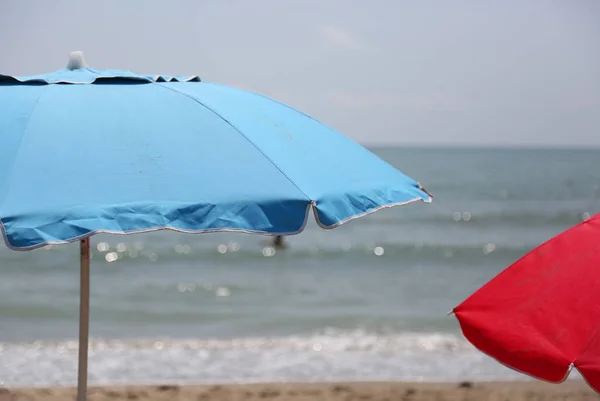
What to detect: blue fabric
<box><xmin>0</xmin><ymin>67</ymin><xmax>431</xmax><ymax>250</ymax></box>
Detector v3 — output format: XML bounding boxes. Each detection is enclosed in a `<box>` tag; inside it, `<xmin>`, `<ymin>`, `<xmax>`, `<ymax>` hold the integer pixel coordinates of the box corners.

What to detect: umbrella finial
<box><xmin>67</xmin><ymin>51</ymin><xmax>89</xmax><ymax>70</ymax></box>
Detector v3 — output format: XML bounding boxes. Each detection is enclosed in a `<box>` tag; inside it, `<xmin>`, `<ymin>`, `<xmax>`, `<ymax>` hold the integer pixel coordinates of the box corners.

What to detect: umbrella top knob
<box><xmin>67</xmin><ymin>51</ymin><xmax>89</xmax><ymax>70</ymax></box>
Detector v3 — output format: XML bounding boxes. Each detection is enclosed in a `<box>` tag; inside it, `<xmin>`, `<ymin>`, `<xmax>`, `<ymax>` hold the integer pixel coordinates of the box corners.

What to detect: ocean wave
<box><xmin>71</xmin><ymin>242</ymin><xmax>531</xmax><ymax>266</ymax></box>
<box><xmin>0</xmin><ymin>329</ymin><xmax>471</xmax><ymax>352</ymax></box>
<box><xmin>0</xmin><ymin>330</ymin><xmax>527</xmax><ymax>387</ymax></box>
<box><xmin>354</xmin><ymin>209</ymin><xmax>592</xmax><ymax>226</ymax></box>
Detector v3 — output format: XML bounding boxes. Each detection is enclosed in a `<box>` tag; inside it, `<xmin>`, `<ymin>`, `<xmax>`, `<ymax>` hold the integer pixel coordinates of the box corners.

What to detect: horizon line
<box><xmin>359</xmin><ymin>142</ymin><xmax>600</xmax><ymax>150</ymax></box>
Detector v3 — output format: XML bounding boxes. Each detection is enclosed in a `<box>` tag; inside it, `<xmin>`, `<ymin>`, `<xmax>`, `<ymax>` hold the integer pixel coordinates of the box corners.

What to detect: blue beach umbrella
<box><xmin>0</xmin><ymin>52</ymin><xmax>432</xmax><ymax>401</ymax></box>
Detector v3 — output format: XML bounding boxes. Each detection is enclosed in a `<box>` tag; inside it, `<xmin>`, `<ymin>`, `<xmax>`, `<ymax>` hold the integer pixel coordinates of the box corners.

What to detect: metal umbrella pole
<box><xmin>77</xmin><ymin>238</ymin><xmax>90</xmax><ymax>401</ymax></box>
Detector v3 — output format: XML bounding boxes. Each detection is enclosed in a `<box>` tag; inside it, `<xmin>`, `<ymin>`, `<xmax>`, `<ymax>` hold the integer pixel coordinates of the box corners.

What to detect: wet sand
<box><xmin>2</xmin><ymin>380</ymin><xmax>596</xmax><ymax>401</ymax></box>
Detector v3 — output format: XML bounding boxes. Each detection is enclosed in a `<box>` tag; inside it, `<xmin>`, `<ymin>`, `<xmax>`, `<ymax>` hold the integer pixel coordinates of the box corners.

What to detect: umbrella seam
<box><xmin>209</xmin><ymin>82</ymin><xmax>430</xmax><ymax>199</ymax></box>
<box><xmin>151</xmin><ymin>82</ymin><xmax>313</xmax><ymax>203</ymax></box>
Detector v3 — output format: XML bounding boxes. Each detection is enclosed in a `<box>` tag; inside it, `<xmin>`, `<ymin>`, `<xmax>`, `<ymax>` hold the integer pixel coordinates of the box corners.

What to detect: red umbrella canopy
<box><xmin>453</xmin><ymin>213</ymin><xmax>600</xmax><ymax>392</ymax></box>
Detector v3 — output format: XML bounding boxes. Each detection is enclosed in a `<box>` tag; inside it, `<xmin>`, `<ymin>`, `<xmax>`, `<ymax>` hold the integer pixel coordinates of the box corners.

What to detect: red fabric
<box><xmin>454</xmin><ymin>213</ymin><xmax>600</xmax><ymax>392</ymax></box>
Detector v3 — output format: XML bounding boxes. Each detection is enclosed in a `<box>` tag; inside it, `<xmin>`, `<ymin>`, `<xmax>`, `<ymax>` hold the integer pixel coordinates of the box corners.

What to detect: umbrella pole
<box><xmin>77</xmin><ymin>238</ymin><xmax>91</xmax><ymax>401</ymax></box>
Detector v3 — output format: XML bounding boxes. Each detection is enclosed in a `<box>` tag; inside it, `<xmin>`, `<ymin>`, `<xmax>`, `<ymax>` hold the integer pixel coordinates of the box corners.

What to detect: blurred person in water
<box><xmin>271</xmin><ymin>235</ymin><xmax>286</xmax><ymax>249</ymax></box>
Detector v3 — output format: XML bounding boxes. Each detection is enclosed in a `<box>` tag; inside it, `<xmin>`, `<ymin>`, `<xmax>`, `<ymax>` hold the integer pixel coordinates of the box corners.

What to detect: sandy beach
<box><xmin>2</xmin><ymin>381</ymin><xmax>596</xmax><ymax>401</ymax></box>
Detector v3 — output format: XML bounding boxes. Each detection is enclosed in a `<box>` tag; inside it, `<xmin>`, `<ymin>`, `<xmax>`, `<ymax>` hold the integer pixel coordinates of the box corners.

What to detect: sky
<box><xmin>1</xmin><ymin>0</ymin><xmax>599</xmax><ymax>147</ymax></box>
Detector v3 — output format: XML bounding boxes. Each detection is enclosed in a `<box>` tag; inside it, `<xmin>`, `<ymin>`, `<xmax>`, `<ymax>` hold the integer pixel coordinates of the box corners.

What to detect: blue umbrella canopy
<box><xmin>0</xmin><ymin>52</ymin><xmax>431</xmax><ymax>250</ymax></box>
<box><xmin>1</xmin><ymin>52</ymin><xmax>433</xmax><ymax>401</ymax></box>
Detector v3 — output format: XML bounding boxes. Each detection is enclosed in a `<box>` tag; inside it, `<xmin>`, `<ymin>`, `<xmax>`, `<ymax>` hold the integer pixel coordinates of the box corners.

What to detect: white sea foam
<box><xmin>0</xmin><ymin>330</ymin><xmax>557</xmax><ymax>387</ymax></box>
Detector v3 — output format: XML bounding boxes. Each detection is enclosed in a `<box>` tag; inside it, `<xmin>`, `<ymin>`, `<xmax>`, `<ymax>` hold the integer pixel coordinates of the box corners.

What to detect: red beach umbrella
<box><xmin>453</xmin><ymin>213</ymin><xmax>600</xmax><ymax>392</ymax></box>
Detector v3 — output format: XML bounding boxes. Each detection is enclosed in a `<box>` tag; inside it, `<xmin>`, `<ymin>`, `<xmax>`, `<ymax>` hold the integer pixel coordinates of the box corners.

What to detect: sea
<box><xmin>0</xmin><ymin>147</ymin><xmax>598</xmax><ymax>388</ymax></box>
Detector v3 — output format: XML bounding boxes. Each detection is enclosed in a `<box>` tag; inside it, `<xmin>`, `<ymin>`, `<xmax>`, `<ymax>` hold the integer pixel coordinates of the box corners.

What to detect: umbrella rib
<box><xmin>152</xmin><ymin>83</ymin><xmax>313</xmax><ymax>203</ymax></box>
<box><xmin>220</xmin><ymin>84</ymin><xmax>434</xmax><ymax>203</ymax></box>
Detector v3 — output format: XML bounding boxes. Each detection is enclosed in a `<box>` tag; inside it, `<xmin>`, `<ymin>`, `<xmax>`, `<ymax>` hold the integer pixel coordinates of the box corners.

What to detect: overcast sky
<box><xmin>1</xmin><ymin>0</ymin><xmax>599</xmax><ymax>147</ymax></box>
